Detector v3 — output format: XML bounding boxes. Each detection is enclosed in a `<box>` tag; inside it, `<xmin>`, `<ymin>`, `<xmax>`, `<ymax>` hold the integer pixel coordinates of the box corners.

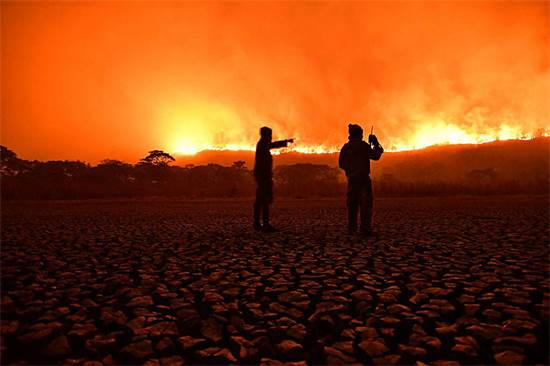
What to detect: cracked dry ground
<box><xmin>1</xmin><ymin>197</ymin><xmax>548</xmax><ymax>365</ymax></box>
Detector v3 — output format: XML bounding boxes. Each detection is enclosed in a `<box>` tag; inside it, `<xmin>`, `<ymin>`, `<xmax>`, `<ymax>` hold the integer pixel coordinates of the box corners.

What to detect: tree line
<box><xmin>1</xmin><ymin>146</ymin><xmax>546</xmax><ymax>200</ymax></box>
<box><xmin>0</xmin><ymin>147</ymin><xmax>344</xmax><ymax>200</ymax></box>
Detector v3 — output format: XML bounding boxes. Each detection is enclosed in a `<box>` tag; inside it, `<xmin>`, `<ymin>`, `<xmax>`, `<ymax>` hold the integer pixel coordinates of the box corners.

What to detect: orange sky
<box><xmin>1</xmin><ymin>1</ymin><xmax>549</xmax><ymax>163</ymax></box>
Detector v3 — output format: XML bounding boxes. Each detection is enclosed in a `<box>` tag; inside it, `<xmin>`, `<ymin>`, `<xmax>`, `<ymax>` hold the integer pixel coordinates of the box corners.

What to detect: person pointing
<box><xmin>253</xmin><ymin>126</ymin><xmax>294</xmax><ymax>232</ymax></box>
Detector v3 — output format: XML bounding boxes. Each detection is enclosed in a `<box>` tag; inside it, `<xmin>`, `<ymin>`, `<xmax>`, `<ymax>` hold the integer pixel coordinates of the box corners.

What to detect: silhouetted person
<box><xmin>339</xmin><ymin>124</ymin><xmax>383</xmax><ymax>235</ymax></box>
<box><xmin>253</xmin><ymin>126</ymin><xmax>294</xmax><ymax>232</ymax></box>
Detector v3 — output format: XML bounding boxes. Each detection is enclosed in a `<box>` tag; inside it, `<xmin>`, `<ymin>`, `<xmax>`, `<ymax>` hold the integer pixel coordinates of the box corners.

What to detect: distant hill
<box><xmin>175</xmin><ymin>137</ymin><xmax>549</xmax><ymax>184</ymax></box>
<box><xmin>175</xmin><ymin>149</ymin><xmax>337</xmax><ymax>169</ymax></box>
<box><xmin>375</xmin><ymin>137</ymin><xmax>549</xmax><ymax>184</ymax></box>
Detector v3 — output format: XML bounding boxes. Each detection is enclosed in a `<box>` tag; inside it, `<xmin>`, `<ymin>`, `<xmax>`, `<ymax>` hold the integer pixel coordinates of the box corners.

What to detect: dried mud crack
<box><xmin>1</xmin><ymin>197</ymin><xmax>548</xmax><ymax>365</ymax></box>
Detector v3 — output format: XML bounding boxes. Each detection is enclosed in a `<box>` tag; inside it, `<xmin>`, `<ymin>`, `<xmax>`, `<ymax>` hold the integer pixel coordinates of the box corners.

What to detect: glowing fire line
<box><xmin>171</xmin><ymin>128</ymin><xmax>549</xmax><ymax>156</ymax></box>
<box><xmin>161</xmin><ymin>101</ymin><xmax>549</xmax><ymax>157</ymax></box>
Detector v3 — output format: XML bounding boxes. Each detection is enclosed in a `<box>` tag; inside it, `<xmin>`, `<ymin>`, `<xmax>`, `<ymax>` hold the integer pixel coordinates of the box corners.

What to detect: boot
<box><xmin>262</xmin><ymin>223</ymin><xmax>277</xmax><ymax>233</ymax></box>
<box><xmin>360</xmin><ymin>225</ymin><xmax>373</xmax><ymax>237</ymax></box>
<box><xmin>262</xmin><ymin>205</ymin><xmax>276</xmax><ymax>232</ymax></box>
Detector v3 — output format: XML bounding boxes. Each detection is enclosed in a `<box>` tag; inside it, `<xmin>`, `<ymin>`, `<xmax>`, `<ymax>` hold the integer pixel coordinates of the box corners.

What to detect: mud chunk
<box><xmin>121</xmin><ymin>340</ymin><xmax>154</xmax><ymax>360</ymax></box>
<box><xmin>196</xmin><ymin>347</ymin><xmax>237</xmax><ymax>363</ymax></box>
<box><xmin>178</xmin><ymin>336</ymin><xmax>207</xmax><ymax>350</ymax></box>
<box><xmin>200</xmin><ymin>317</ymin><xmax>223</xmax><ymax>342</ymax></box>
<box><xmin>358</xmin><ymin>339</ymin><xmax>389</xmax><ymax>358</ymax></box>
<box><xmin>277</xmin><ymin>339</ymin><xmax>303</xmax><ymax>358</ymax></box>
<box><xmin>494</xmin><ymin>350</ymin><xmax>526</xmax><ymax>365</ymax></box>
<box><xmin>42</xmin><ymin>334</ymin><xmax>71</xmax><ymax>356</ymax></box>
<box><xmin>128</xmin><ymin>296</ymin><xmax>153</xmax><ymax>307</ymax></box>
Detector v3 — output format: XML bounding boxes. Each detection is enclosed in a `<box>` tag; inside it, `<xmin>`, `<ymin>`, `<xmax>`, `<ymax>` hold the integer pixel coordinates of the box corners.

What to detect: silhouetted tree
<box><xmin>92</xmin><ymin>159</ymin><xmax>134</xmax><ymax>185</ymax></box>
<box><xmin>1</xmin><ymin>145</ymin><xmax>27</xmax><ymax>176</ymax></box>
<box><xmin>230</xmin><ymin>161</ymin><xmax>253</xmax><ymax>197</ymax></box>
<box><xmin>135</xmin><ymin>150</ymin><xmax>176</xmax><ymax>189</ymax></box>
<box><xmin>232</xmin><ymin>160</ymin><xmax>246</xmax><ymax>170</ymax></box>
<box><xmin>140</xmin><ymin>150</ymin><xmax>175</xmax><ymax>166</ymax></box>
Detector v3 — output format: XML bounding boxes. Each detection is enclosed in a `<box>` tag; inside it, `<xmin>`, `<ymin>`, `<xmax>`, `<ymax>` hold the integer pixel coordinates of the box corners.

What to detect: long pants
<box><xmin>253</xmin><ymin>178</ymin><xmax>273</xmax><ymax>225</ymax></box>
<box><xmin>346</xmin><ymin>177</ymin><xmax>373</xmax><ymax>230</ymax></box>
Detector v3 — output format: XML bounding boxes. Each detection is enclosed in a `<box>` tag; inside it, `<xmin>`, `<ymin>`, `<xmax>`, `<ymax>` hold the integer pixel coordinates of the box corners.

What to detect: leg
<box><xmin>256</xmin><ymin>179</ymin><xmax>275</xmax><ymax>231</ymax></box>
<box><xmin>253</xmin><ymin>181</ymin><xmax>263</xmax><ymax>230</ymax></box>
<box><xmin>348</xmin><ymin>204</ymin><xmax>358</xmax><ymax>233</ymax></box>
<box><xmin>253</xmin><ymin>201</ymin><xmax>262</xmax><ymax>229</ymax></box>
<box><xmin>263</xmin><ymin>180</ymin><xmax>273</xmax><ymax>226</ymax></box>
<box><xmin>347</xmin><ymin>179</ymin><xmax>360</xmax><ymax>232</ymax></box>
<box><xmin>262</xmin><ymin>180</ymin><xmax>276</xmax><ymax>231</ymax></box>
<box><xmin>262</xmin><ymin>204</ymin><xmax>276</xmax><ymax>232</ymax></box>
<box><xmin>262</xmin><ymin>204</ymin><xmax>270</xmax><ymax>226</ymax></box>
<box><xmin>360</xmin><ymin>178</ymin><xmax>373</xmax><ymax>233</ymax></box>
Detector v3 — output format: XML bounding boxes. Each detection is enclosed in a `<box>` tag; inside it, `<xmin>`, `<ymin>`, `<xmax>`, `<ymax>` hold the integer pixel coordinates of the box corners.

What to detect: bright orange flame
<box><xmin>168</xmin><ymin>123</ymin><xmax>547</xmax><ymax>156</ymax></box>
<box><xmin>160</xmin><ymin>100</ymin><xmax>255</xmax><ymax>155</ymax></box>
<box><xmin>163</xmin><ymin>103</ymin><xmax>547</xmax><ymax>155</ymax></box>
<box><xmin>387</xmin><ymin>119</ymin><xmax>545</xmax><ymax>152</ymax></box>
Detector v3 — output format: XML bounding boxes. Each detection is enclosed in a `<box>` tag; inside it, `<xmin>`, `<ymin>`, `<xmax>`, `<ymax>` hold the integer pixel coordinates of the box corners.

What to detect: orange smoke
<box><xmin>1</xmin><ymin>2</ymin><xmax>549</xmax><ymax>162</ymax></box>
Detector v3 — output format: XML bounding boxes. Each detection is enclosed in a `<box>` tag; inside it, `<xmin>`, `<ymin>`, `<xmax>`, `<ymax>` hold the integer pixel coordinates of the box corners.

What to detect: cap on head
<box><xmin>348</xmin><ymin>123</ymin><xmax>363</xmax><ymax>138</ymax></box>
<box><xmin>260</xmin><ymin>126</ymin><xmax>272</xmax><ymax>137</ymax></box>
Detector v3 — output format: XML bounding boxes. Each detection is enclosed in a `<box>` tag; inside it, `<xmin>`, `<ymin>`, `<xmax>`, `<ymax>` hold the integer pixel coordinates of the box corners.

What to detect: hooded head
<box><xmin>348</xmin><ymin>124</ymin><xmax>363</xmax><ymax>140</ymax></box>
<box><xmin>260</xmin><ymin>126</ymin><xmax>272</xmax><ymax>142</ymax></box>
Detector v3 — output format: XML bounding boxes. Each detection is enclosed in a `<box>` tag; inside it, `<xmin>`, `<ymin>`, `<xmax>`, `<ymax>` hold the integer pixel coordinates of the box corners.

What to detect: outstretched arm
<box><xmin>270</xmin><ymin>139</ymin><xmax>293</xmax><ymax>149</ymax></box>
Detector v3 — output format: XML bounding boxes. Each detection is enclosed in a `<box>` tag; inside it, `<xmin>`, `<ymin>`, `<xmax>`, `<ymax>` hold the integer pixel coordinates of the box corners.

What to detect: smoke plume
<box><xmin>2</xmin><ymin>2</ymin><xmax>548</xmax><ymax>162</ymax></box>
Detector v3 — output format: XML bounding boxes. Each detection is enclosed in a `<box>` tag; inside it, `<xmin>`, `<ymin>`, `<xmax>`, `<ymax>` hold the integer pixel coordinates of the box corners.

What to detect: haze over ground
<box><xmin>1</xmin><ymin>2</ymin><xmax>549</xmax><ymax>163</ymax></box>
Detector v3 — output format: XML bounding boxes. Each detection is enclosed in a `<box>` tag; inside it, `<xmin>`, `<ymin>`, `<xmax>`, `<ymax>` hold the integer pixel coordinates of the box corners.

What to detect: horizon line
<box><xmin>3</xmin><ymin>136</ymin><xmax>548</xmax><ymax>166</ymax></box>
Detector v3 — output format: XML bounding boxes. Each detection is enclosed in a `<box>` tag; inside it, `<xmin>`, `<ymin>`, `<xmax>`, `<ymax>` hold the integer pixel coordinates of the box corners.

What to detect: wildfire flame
<box><xmin>165</xmin><ymin>104</ymin><xmax>548</xmax><ymax>156</ymax></box>
<box><xmin>170</xmin><ymin>123</ymin><xmax>548</xmax><ymax>156</ymax></box>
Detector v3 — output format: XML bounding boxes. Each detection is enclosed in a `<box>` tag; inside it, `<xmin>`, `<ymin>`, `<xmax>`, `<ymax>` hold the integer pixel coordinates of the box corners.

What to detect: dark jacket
<box><xmin>338</xmin><ymin>138</ymin><xmax>383</xmax><ymax>179</ymax></box>
<box><xmin>254</xmin><ymin>139</ymin><xmax>290</xmax><ymax>180</ymax></box>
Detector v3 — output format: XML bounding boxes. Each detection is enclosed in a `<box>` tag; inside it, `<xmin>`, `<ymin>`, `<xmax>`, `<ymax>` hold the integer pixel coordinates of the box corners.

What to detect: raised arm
<box><xmin>369</xmin><ymin>143</ymin><xmax>384</xmax><ymax>161</ymax></box>
<box><xmin>270</xmin><ymin>139</ymin><xmax>292</xmax><ymax>149</ymax></box>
